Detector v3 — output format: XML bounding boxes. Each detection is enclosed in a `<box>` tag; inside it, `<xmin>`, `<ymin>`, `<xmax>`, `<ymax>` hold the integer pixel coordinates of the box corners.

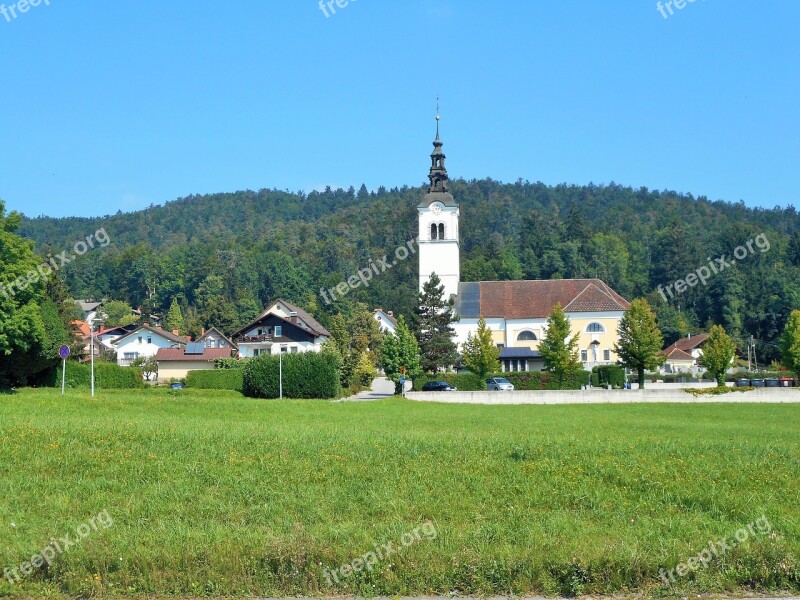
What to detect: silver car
<box><xmin>486</xmin><ymin>377</ymin><xmax>515</xmax><ymax>391</ymax></box>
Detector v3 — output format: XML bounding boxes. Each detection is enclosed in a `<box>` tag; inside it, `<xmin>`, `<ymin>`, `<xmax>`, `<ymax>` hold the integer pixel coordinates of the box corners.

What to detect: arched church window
<box><xmin>438</xmin><ymin>223</ymin><xmax>445</xmax><ymax>239</ymax></box>
<box><xmin>517</xmin><ymin>331</ymin><xmax>537</xmax><ymax>341</ymax></box>
<box><xmin>430</xmin><ymin>223</ymin><xmax>438</xmax><ymax>240</ymax></box>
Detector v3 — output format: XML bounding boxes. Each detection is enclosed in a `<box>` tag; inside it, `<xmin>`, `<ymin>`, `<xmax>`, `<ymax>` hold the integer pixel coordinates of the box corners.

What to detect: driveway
<box><xmin>341</xmin><ymin>377</ymin><xmax>404</xmax><ymax>401</ymax></box>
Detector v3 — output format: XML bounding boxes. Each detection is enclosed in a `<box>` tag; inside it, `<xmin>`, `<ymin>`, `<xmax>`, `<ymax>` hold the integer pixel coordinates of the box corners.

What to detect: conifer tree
<box><xmin>414</xmin><ymin>272</ymin><xmax>458</xmax><ymax>373</ymax></box>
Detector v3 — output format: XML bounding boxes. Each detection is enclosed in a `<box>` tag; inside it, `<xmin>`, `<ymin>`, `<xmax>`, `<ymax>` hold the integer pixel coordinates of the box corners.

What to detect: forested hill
<box><xmin>17</xmin><ymin>179</ymin><xmax>800</xmax><ymax>361</ymax></box>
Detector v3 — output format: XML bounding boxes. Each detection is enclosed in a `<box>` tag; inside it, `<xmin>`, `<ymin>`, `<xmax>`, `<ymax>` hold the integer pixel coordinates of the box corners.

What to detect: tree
<box><xmin>414</xmin><ymin>273</ymin><xmax>458</xmax><ymax>373</ymax></box>
<box><xmin>614</xmin><ymin>298</ymin><xmax>665</xmax><ymax>389</ymax></box>
<box><xmin>354</xmin><ymin>351</ymin><xmax>376</xmax><ymax>388</ymax></box>
<box><xmin>164</xmin><ymin>297</ymin><xmax>184</xmax><ymax>333</ymax></box>
<box><xmin>698</xmin><ymin>325</ymin><xmax>736</xmax><ymax>386</ymax></box>
<box><xmin>539</xmin><ymin>303</ymin><xmax>582</xmax><ymax>385</ymax></box>
<box><xmin>461</xmin><ymin>316</ymin><xmax>500</xmax><ymax>379</ymax></box>
<box><xmin>380</xmin><ymin>315</ymin><xmax>421</xmax><ymax>394</ymax></box>
<box><xmin>103</xmin><ymin>300</ymin><xmax>137</xmax><ymax>327</ymax></box>
<box><xmin>780</xmin><ymin>309</ymin><xmax>800</xmax><ymax>378</ymax></box>
<box><xmin>0</xmin><ymin>200</ymin><xmax>49</xmax><ymax>386</ymax></box>
<box><xmin>132</xmin><ymin>355</ymin><xmax>158</xmax><ymax>382</ymax></box>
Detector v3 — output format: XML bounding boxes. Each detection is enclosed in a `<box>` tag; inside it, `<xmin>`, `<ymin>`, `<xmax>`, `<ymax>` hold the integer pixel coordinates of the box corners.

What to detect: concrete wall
<box><xmin>406</xmin><ymin>387</ymin><xmax>800</xmax><ymax>405</ymax></box>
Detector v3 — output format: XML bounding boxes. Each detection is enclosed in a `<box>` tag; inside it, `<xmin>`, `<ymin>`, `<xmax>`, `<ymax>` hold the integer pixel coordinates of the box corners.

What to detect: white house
<box><xmin>113</xmin><ymin>324</ymin><xmax>188</xmax><ymax>366</ymax></box>
<box><xmin>198</xmin><ymin>326</ymin><xmax>237</xmax><ymax>352</ymax></box>
<box><xmin>373</xmin><ymin>308</ymin><xmax>398</xmax><ymax>336</ymax></box>
<box><xmin>233</xmin><ymin>299</ymin><xmax>330</xmax><ymax>358</ymax></box>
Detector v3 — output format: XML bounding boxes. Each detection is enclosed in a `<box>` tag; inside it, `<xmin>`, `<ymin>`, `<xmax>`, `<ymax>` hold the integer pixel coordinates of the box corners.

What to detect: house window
<box><xmin>138</xmin><ymin>336</ymin><xmax>143</xmax><ymax>344</ymax></box>
<box><xmin>496</xmin><ymin>344</ymin><xmax>504</xmax><ymax>349</ymax></box>
<box><xmin>257</xmin><ymin>329</ymin><xmax>263</xmax><ymax>336</ymax></box>
<box><xmin>291</xmin><ymin>346</ymin><xmax>298</xmax><ymax>353</ymax></box>
<box><xmin>430</xmin><ymin>223</ymin><xmax>438</xmax><ymax>240</ymax></box>
<box><xmin>603</xmin><ymin>349</ymin><xmax>611</xmax><ymax>361</ymax></box>
<box><xmin>274</xmin><ymin>326</ymin><xmax>282</xmax><ymax>337</ymax></box>
<box><xmin>281</xmin><ymin>345</ymin><xmax>288</xmax><ymax>353</ymax></box>
<box><xmin>124</xmin><ymin>352</ymin><xmax>139</xmax><ymax>360</ymax></box>
<box><xmin>586</xmin><ymin>322</ymin><xmax>605</xmax><ymax>333</ymax></box>
<box><xmin>147</xmin><ymin>336</ymin><xmax>152</xmax><ymax>344</ymax></box>
<box><xmin>580</xmin><ymin>350</ymin><xmax>588</xmax><ymax>362</ymax></box>
<box><xmin>517</xmin><ymin>331</ymin><xmax>537</xmax><ymax>341</ymax></box>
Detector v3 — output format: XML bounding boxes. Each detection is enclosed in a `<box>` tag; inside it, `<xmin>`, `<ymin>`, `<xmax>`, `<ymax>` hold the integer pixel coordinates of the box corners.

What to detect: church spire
<box><xmin>428</xmin><ymin>112</ymin><xmax>449</xmax><ymax>193</ymax></box>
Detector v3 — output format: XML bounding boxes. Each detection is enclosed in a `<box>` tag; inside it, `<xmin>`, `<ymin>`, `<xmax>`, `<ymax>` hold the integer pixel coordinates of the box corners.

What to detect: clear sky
<box><xmin>1</xmin><ymin>0</ymin><xmax>798</xmax><ymax>217</ymax></box>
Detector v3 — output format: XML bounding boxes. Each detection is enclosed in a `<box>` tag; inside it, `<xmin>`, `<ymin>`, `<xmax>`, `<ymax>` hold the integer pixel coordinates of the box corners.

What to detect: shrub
<box><xmin>214</xmin><ymin>357</ymin><xmax>250</xmax><ymax>369</ymax></box>
<box><xmin>591</xmin><ymin>365</ymin><xmax>626</xmax><ymax>388</ymax></box>
<box><xmin>500</xmin><ymin>370</ymin><xmax>590</xmax><ymax>390</ymax></box>
<box><xmin>186</xmin><ymin>369</ymin><xmax>244</xmax><ymax>391</ymax></box>
<box><xmin>243</xmin><ymin>352</ymin><xmax>340</xmax><ymax>399</ymax></box>
<box><xmin>412</xmin><ymin>373</ymin><xmax>484</xmax><ymax>391</ymax></box>
<box><xmin>413</xmin><ymin>370</ymin><xmax>590</xmax><ymax>391</ymax></box>
<box><xmin>55</xmin><ymin>362</ymin><xmax>143</xmax><ymax>389</ymax></box>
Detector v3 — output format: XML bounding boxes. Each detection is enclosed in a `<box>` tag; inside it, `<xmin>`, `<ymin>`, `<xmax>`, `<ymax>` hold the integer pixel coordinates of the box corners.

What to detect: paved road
<box><xmin>341</xmin><ymin>376</ymin><xmax>405</xmax><ymax>401</ymax></box>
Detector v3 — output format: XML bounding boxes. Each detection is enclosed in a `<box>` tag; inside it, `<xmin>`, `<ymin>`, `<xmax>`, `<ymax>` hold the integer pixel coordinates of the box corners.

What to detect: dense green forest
<box><xmin>17</xmin><ymin>179</ymin><xmax>800</xmax><ymax>362</ymax></box>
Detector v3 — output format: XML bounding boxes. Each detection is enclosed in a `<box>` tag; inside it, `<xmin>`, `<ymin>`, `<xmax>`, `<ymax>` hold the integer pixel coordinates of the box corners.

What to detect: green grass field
<box><xmin>1</xmin><ymin>388</ymin><xmax>799</xmax><ymax>598</ymax></box>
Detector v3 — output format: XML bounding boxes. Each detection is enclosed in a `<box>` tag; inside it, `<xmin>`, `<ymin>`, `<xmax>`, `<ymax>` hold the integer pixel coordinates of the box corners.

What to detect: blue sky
<box><xmin>1</xmin><ymin>0</ymin><xmax>798</xmax><ymax>217</ymax></box>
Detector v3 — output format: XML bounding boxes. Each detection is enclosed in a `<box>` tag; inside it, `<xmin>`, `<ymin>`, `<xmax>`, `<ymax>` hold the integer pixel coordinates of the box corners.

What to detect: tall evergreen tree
<box><xmin>539</xmin><ymin>303</ymin><xmax>582</xmax><ymax>385</ymax></box>
<box><xmin>614</xmin><ymin>298</ymin><xmax>665</xmax><ymax>389</ymax></box>
<box><xmin>164</xmin><ymin>297</ymin><xmax>184</xmax><ymax>333</ymax></box>
<box><xmin>414</xmin><ymin>273</ymin><xmax>458</xmax><ymax>373</ymax></box>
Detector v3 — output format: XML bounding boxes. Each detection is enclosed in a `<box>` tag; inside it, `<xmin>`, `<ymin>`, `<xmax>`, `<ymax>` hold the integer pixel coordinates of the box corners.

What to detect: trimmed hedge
<box><xmin>591</xmin><ymin>365</ymin><xmax>626</xmax><ymax>388</ymax></box>
<box><xmin>55</xmin><ymin>362</ymin><xmax>143</xmax><ymax>389</ymax></box>
<box><xmin>413</xmin><ymin>370</ymin><xmax>590</xmax><ymax>391</ymax></box>
<box><xmin>412</xmin><ymin>373</ymin><xmax>484</xmax><ymax>391</ymax></box>
<box><xmin>243</xmin><ymin>352</ymin><xmax>340</xmax><ymax>399</ymax></box>
<box><xmin>186</xmin><ymin>369</ymin><xmax>244</xmax><ymax>391</ymax></box>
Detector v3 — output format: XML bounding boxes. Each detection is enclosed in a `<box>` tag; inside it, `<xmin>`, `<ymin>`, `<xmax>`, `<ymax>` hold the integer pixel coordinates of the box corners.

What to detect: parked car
<box><xmin>170</xmin><ymin>382</ymin><xmax>185</xmax><ymax>390</ymax></box>
<box><xmin>421</xmin><ymin>381</ymin><xmax>457</xmax><ymax>392</ymax></box>
<box><xmin>486</xmin><ymin>377</ymin><xmax>515</xmax><ymax>391</ymax></box>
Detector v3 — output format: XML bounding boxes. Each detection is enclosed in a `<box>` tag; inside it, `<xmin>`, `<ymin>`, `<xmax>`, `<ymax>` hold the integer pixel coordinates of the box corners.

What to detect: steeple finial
<box><xmin>427</xmin><ymin>99</ymin><xmax>448</xmax><ymax>193</ymax></box>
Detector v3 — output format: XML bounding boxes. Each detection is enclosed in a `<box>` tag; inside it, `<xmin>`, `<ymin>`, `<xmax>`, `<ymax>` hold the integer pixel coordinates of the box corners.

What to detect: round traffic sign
<box><xmin>59</xmin><ymin>345</ymin><xmax>70</xmax><ymax>359</ymax></box>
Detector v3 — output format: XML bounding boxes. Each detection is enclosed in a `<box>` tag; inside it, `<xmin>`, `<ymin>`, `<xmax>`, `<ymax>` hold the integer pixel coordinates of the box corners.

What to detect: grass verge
<box><xmin>0</xmin><ymin>387</ymin><xmax>799</xmax><ymax>597</ymax></box>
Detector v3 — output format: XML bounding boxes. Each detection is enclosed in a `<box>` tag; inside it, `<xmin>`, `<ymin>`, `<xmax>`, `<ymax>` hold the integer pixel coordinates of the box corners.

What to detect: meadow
<box><xmin>1</xmin><ymin>387</ymin><xmax>799</xmax><ymax>598</ymax></box>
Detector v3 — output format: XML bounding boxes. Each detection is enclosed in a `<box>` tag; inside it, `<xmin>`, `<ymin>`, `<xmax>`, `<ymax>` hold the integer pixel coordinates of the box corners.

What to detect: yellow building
<box><xmin>452</xmin><ymin>279</ymin><xmax>629</xmax><ymax>372</ymax></box>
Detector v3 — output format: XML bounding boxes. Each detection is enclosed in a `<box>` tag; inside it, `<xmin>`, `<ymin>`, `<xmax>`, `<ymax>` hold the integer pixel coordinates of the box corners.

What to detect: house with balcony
<box><xmin>113</xmin><ymin>324</ymin><xmax>188</xmax><ymax>366</ymax></box>
<box><xmin>233</xmin><ymin>299</ymin><xmax>330</xmax><ymax>358</ymax></box>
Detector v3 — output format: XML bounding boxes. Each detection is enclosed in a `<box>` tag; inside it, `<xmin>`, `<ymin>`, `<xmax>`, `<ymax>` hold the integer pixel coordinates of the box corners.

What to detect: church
<box><xmin>417</xmin><ymin>116</ymin><xmax>630</xmax><ymax>373</ymax></box>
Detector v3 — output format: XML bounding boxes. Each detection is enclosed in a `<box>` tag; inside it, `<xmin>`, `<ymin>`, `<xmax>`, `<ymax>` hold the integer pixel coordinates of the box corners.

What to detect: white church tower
<box><xmin>418</xmin><ymin>115</ymin><xmax>460</xmax><ymax>301</ymax></box>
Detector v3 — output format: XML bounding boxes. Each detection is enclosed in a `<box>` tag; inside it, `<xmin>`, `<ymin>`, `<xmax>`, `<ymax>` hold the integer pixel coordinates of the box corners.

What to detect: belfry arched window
<box><xmin>438</xmin><ymin>223</ymin><xmax>445</xmax><ymax>239</ymax></box>
<box><xmin>430</xmin><ymin>223</ymin><xmax>438</xmax><ymax>240</ymax></box>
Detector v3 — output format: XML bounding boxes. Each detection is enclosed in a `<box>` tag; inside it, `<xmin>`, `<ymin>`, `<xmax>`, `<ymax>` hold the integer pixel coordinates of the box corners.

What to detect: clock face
<box><xmin>430</xmin><ymin>202</ymin><xmax>443</xmax><ymax>216</ymax></box>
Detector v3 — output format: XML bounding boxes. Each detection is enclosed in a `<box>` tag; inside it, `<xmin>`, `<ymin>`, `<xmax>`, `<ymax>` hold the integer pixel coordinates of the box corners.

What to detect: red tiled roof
<box><xmin>663</xmin><ymin>347</ymin><xmax>695</xmax><ymax>361</ymax></box>
<box><xmin>475</xmin><ymin>279</ymin><xmax>629</xmax><ymax>319</ymax></box>
<box><xmin>70</xmin><ymin>320</ymin><xmax>91</xmax><ymax>336</ymax></box>
<box><xmin>663</xmin><ymin>333</ymin><xmax>710</xmax><ymax>353</ymax></box>
<box><xmin>155</xmin><ymin>347</ymin><xmax>232</xmax><ymax>362</ymax></box>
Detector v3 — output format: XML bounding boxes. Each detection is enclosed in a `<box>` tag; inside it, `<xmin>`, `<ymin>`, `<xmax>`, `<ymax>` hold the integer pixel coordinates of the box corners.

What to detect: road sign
<box><xmin>59</xmin><ymin>345</ymin><xmax>70</xmax><ymax>359</ymax></box>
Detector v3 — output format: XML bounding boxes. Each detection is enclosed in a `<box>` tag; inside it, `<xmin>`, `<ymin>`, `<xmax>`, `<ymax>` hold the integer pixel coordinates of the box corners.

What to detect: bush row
<box><xmin>413</xmin><ymin>370</ymin><xmax>591</xmax><ymax>391</ymax></box>
<box><xmin>243</xmin><ymin>352</ymin><xmax>340</xmax><ymax>399</ymax></box>
<box><xmin>591</xmin><ymin>365</ymin><xmax>626</xmax><ymax>388</ymax></box>
<box><xmin>54</xmin><ymin>362</ymin><xmax>143</xmax><ymax>389</ymax></box>
<box><xmin>186</xmin><ymin>369</ymin><xmax>244</xmax><ymax>391</ymax></box>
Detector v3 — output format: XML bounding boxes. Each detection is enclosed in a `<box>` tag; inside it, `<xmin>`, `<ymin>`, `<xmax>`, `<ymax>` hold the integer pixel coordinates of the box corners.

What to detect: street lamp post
<box><xmin>90</xmin><ymin>318</ymin><xmax>97</xmax><ymax>397</ymax></box>
<box><xmin>279</xmin><ymin>344</ymin><xmax>288</xmax><ymax>399</ymax></box>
